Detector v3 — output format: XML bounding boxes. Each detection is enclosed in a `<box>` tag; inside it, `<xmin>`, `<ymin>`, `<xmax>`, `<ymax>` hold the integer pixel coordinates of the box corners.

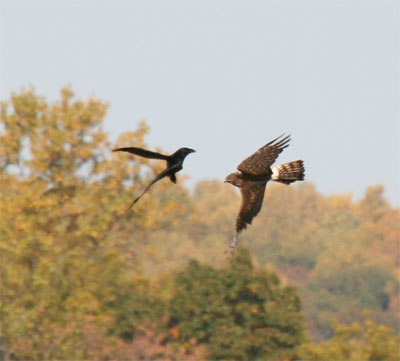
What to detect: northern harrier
<box><xmin>224</xmin><ymin>134</ymin><xmax>304</xmax><ymax>254</ymax></box>
<box><xmin>113</xmin><ymin>146</ymin><xmax>195</xmax><ymax>208</ymax></box>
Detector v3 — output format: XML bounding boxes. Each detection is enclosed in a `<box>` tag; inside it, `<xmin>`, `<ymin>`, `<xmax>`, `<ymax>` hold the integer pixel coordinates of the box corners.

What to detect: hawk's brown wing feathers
<box><xmin>237</xmin><ymin>134</ymin><xmax>290</xmax><ymax>176</ymax></box>
<box><xmin>236</xmin><ymin>181</ymin><xmax>266</xmax><ymax>233</ymax></box>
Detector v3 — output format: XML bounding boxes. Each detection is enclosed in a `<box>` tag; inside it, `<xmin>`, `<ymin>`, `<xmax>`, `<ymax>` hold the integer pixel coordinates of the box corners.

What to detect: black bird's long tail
<box><xmin>127</xmin><ymin>167</ymin><xmax>174</xmax><ymax>210</ymax></box>
<box><xmin>127</xmin><ymin>184</ymin><xmax>152</xmax><ymax>210</ymax></box>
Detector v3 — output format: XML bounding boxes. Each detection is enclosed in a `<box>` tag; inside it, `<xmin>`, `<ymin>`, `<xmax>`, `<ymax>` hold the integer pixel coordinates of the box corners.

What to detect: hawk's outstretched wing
<box><xmin>113</xmin><ymin>147</ymin><xmax>169</xmax><ymax>160</ymax></box>
<box><xmin>237</xmin><ymin>134</ymin><xmax>290</xmax><ymax>176</ymax></box>
<box><xmin>236</xmin><ymin>181</ymin><xmax>266</xmax><ymax>233</ymax></box>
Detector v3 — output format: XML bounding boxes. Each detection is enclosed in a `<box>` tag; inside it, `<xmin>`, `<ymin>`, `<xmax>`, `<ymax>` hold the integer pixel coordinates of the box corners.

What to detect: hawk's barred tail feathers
<box><xmin>271</xmin><ymin>160</ymin><xmax>305</xmax><ymax>185</ymax></box>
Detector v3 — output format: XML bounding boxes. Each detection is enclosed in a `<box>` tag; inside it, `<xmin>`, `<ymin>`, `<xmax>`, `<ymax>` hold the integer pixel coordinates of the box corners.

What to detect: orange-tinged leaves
<box><xmin>169</xmin><ymin>326</ymin><xmax>180</xmax><ymax>339</ymax></box>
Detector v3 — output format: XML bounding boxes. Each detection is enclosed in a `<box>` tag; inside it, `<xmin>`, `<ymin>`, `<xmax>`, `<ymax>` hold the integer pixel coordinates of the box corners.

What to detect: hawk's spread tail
<box><xmin>271</xmin><ymin>160</ymin><xmax>305</xmax><ymax>185</ymax></box>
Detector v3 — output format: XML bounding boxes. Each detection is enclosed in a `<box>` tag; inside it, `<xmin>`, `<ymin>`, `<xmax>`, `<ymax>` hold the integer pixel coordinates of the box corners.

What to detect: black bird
<box><xmin>224</xmin><ymin>134</ymin><xmax>305</xmax><ymax>255</ymax></box>
<box><xmin>113</xmin><ymin>146</ymin><xmax>195</xmax><ymax>208</ymax></box>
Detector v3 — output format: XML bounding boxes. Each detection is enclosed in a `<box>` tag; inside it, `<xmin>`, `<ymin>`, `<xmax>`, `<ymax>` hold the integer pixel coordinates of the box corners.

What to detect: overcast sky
<box><xmin>1</xmin><ymin>0</ymin><xmax>399</xmax><ymax>205</ymax></box>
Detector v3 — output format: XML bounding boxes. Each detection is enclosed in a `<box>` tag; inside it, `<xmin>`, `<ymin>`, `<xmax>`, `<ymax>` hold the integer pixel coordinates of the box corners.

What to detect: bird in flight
<box><xmin>224</xmin><ymin>134</ymin><xmax>304</xmax><ymax>256</ymax></box>
<box><xmin>113</xmin><ymin>146</ymin><xmax>195</xmax><ymax>209</ymax></box>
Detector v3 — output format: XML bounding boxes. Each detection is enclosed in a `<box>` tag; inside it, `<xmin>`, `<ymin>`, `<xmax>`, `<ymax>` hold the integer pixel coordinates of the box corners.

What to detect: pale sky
<box><xmin>1</xmin><ymin>0</ymin><xmax>399</xmax><ymax>205</ymax></box>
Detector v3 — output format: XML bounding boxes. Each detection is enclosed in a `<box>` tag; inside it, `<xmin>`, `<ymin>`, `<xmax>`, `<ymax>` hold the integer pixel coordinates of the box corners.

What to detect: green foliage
<box><xmin>167</xmin><ymin>249</ymin><xmax>305</xmax><ymax>360</ymax></box>
<box><xmin>105</xmin><ymin>275</ymin><xmax>165</xmax><ymax>341</ymax></box>
<box><xmin>0</xmin><ymin>87</ymin><xmax>188</xmax><ymax>360</ymax></box>
<box><xmin>244</xmin><ymin>182</ymin><xmax>327</xmax><ymax>269</ymax></box>
<box><xmin>357</xmin><ymin>184</ymin><xmax>390</xmax><ymax>222</ymax></box>
<box><xmin>303</xmin><ymin>265</ymin><xmax>398</xmax><ymax>340</ymax></box>
<box><xmin>298</xmin><ymin>315</ymin><xmax>400</xmax><ymax>361</ymax></box>
<box><xmin>1</xmin><ymin>87</ymin><xmax>399</xmax><ymax>359</ymax></box>
<box><xmin>236</xmin><ymin>182</ymin><xmax>399</xmax><ymax>340</ymax></box>
<box><xmin>308</xmin><ymin>265</ymin><xmax>392</xmax><ymax>310</ymax></box>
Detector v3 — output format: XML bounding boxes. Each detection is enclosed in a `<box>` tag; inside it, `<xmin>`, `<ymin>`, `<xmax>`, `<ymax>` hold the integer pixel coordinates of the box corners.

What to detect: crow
<box><xmin>113</xmin><ymin>146</ymin><xmax>195</xmax><ymax>209</ymax></box>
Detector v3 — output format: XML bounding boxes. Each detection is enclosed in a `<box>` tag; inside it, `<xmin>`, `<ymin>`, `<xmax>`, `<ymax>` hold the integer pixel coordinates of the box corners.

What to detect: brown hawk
<box><xmin>224</xmin><ymin>134</ymin><xmax>305</xmax><ymax>254</ymax></box>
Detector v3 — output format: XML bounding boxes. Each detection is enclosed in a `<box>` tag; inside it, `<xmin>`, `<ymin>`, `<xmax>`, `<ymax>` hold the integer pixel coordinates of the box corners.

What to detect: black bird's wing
<box><xmin>127</xmin><ymin>163</ymin><xmax>181</xmax><ymax>209</ymax></box>
<box><xmin>236</xmin><ymin>181</ymin><xmax>266</xmax><ymax>233</ymax></box>
<box><xmin>113</xmin><ymin>147</ymin><xmax>169</xmax><ymax>160</ymax></box>
<box><xmin>237</xmin><ymin>134</ymin><xmax>290</xmax><ymax>176</ymax></box>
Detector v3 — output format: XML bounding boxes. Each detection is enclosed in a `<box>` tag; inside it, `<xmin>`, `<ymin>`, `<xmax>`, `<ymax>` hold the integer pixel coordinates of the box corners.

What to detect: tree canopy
<box><xmin>1</xmin><ymin>87</ymin><xmax>399</xmax><ymax>360</ymax></box>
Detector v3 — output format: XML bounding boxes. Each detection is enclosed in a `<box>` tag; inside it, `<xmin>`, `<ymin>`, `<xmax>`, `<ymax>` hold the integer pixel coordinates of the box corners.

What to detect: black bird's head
<box><xmin>176</xmin><ymin>147</ymin><xmax>196</xmax><ymax>158</ymax></box>
<box><xmin>224</xmin><ymin>172</ymin><xmax>243</xmax><ymax>188</ymax></box>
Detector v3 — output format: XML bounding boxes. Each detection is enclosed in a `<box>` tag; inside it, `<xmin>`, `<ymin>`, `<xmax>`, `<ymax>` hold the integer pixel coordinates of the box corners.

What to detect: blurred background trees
<box><xmin>1</xmin><ymin>88</ymin><xmax>399</xmax><ymax>360</ymax></box>
<box><xmin>298</xmin><ymin>315</ymin><xmax>399</xmax><ymax>361</ymax></box>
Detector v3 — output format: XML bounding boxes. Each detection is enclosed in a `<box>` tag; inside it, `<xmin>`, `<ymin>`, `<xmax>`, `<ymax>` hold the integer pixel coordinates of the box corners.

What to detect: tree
<box><xmin>166</xmin><ymin>249</ymin><xmax>306</xmax><ymax>360</ymax></box>
<box><xmin>357</xmin><ymin>185</ymin><xmax>390</xmax><ymax>222</ymax></box>
<box><xmin>2</xmin><ymin>86</ymin><xmax>399</xmax><ymax>358</ymax></box>
<box><xmin>0</xmin><ymin>87</ymin><xmax>188</xmax><ymax>360</ymax></box>
<box><xmin>298</xmin><ymin>315</ymin><xmax>400</xmax><ymax>361</ymax></box>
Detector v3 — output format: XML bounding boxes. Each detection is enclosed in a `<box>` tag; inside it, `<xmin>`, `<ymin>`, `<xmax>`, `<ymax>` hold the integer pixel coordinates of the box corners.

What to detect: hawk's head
<box><xmin>224</xmin><ymin>172</ymin><xmax>243</xmax><ymax>188</ymax></box>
